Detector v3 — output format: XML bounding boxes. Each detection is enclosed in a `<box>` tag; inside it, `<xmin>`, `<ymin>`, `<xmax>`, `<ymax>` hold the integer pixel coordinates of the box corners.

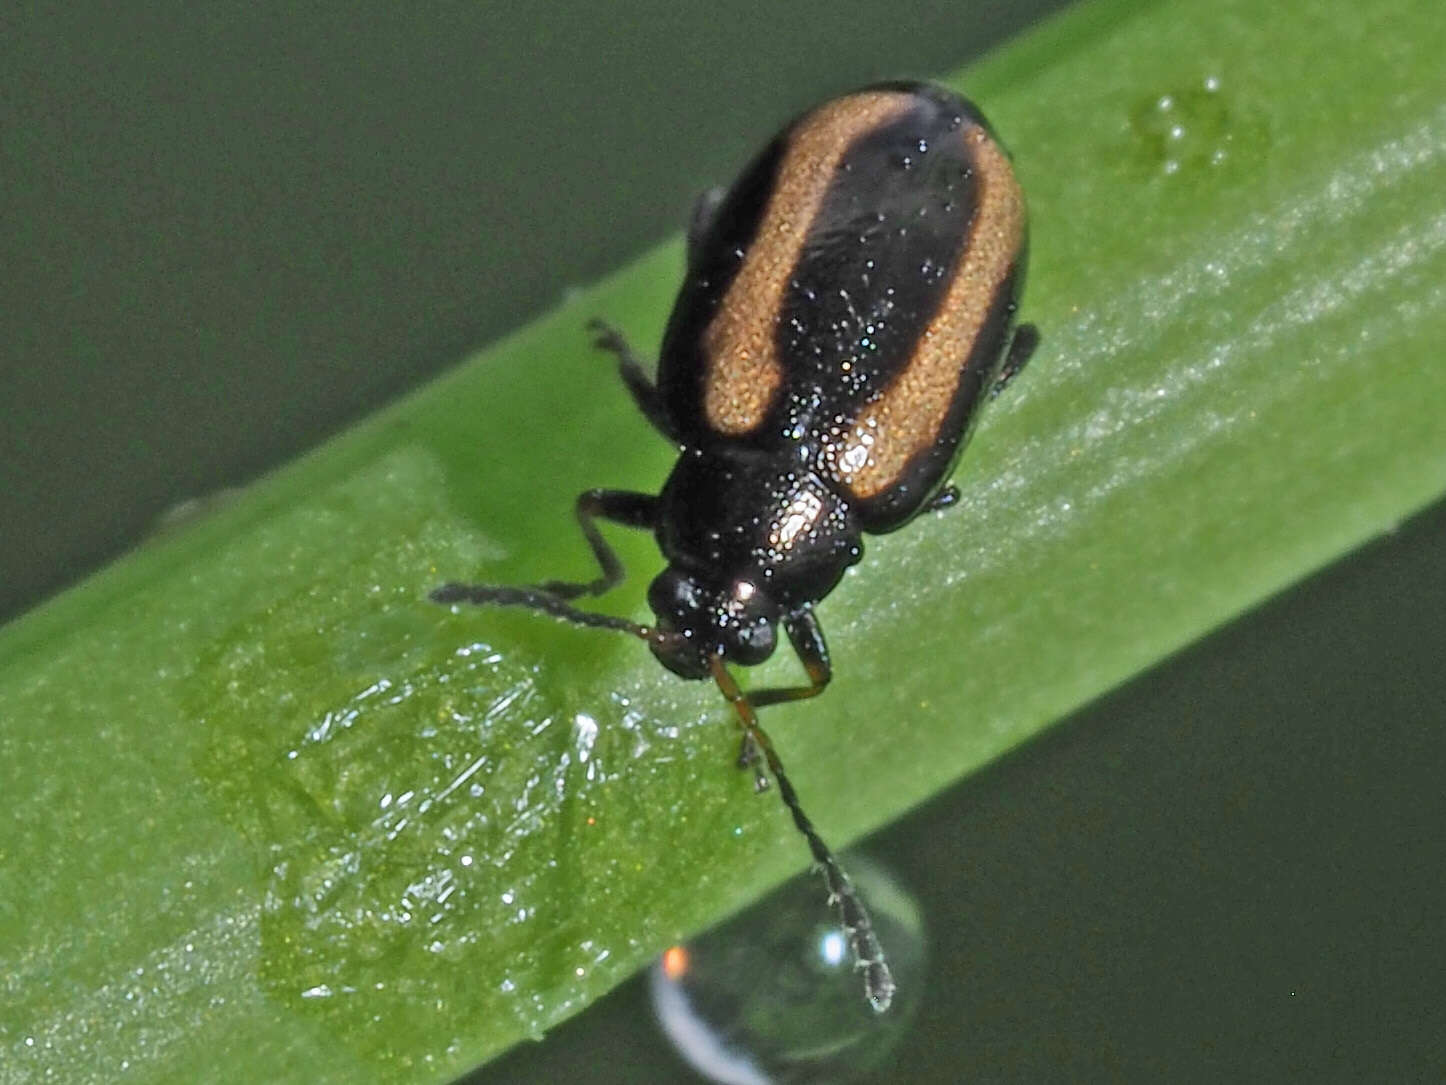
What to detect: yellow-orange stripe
<box><xmin>702</xmin><ymin>91</ymin><xmax>917</xmax><ymax>435</ymax></box>
<box><xmin>836</xmin><ymin>127</ymin><xmax>1024</xmax><ymax>499</ymax></box>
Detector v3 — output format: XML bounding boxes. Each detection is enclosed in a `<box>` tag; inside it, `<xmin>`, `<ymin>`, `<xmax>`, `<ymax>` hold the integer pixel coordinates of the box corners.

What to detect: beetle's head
<box><xmin>646</xmin><ymin>566</ymin><xmax>780</xmax><ymax>679</ymax></box>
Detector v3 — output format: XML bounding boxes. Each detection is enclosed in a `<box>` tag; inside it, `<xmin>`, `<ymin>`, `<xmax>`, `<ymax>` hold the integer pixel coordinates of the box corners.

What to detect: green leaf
<box><xmin>3</xmin><ymin>0</ymin><xmax>1444</xmax><ymax>1080</ymax></box>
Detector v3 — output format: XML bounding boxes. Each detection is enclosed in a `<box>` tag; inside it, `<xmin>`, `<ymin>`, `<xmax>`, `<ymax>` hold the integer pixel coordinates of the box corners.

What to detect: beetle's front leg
<box><xmin>736</xmin><ymin>607</ymin><xmax>832</xmax><ymax>790</ymax></box>
<box><xmin>432</xmin><ymin>489</ymin><xmax>657</xmax><ymax>624</ymax></box>
<box><xmin>532</xmin><ymin>488</ymin><xmax>658</xmax><ymax>599</ymax></box>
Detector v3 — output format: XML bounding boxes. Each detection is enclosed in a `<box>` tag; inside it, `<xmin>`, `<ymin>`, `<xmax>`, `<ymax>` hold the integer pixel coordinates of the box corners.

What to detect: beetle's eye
<box><xmin>646</xmin><ymin>568</ymin><xmax>713</xmax><ymax>679</ymax></box>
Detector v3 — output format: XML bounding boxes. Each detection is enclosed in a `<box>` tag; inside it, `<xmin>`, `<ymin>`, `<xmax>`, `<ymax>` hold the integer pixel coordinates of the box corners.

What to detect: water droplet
<box><xmin>649</xmin><ymin>853</ymin><xmax>925</xmax><ymax>1083</ymax></box>
<box><xmin>1124</xmin><ymin>74</ymin><xmax>1268</xmax><ymax>180</ymax></box>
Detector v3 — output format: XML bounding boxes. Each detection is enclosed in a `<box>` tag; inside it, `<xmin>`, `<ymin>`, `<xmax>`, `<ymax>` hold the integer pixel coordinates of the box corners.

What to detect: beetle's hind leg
<box><xmin>431</xmin><ymin>489</ymin><xmax>657</xmax><ymax>625</ymax></box>
<box><xmin>923</xmin><ymin>485</ymin><xmax>961</xmax><ymax>513</ymax></box>
<box><xmin>586</xmin><ymin>318</ymin><xmax>680</xmax><ymax>442</ymax></box>
<box><xmin>991</xmin><ymin>322</ymin><xmax>1039</xmax><ymax>398</ymax></box>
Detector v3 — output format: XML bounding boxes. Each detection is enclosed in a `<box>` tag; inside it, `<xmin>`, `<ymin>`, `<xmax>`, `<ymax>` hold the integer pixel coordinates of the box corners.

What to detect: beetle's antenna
<box><xmin>708</xmin><ymin>655</ymin><xmax>896</xmax><ymax>1014</ymax></box>
<box><xmin>431</xmin><ymin>581</ymin><xmax>684</xmax><ymax>653</ymax></box>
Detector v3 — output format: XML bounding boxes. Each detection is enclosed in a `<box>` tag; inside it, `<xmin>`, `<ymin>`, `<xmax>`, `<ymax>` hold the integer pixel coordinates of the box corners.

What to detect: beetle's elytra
<box><xmin>433</xmin><ymin>81</ymin><xmax>1036</xmax><ymax>1013</ymax></box>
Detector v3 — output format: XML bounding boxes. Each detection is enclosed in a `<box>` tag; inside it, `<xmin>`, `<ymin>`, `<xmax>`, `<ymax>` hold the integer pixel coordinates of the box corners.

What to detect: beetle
<box><xmin>433</xmin><ymin>80</ymin><xmax>1036</xmax><ymax>1013</ymax></box>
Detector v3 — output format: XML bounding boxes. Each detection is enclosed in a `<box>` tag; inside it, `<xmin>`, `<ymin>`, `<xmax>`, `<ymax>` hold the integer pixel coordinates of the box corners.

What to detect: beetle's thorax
<box><xmin>656</xmin><ymin>447</ymin><xmax>863</xmax><ymax>609</ymax></box>
<box><xmin>645</xmin><ymin>448</ymin><xmax>862</xmax><ymax>679</ymax></box>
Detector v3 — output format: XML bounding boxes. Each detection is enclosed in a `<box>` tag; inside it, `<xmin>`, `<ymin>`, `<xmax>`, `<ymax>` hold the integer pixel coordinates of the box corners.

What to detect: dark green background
<box><xmin>3</xmin><ymin>3</ymin><xmax>1442</xmax><ymax>1081</ymax></box>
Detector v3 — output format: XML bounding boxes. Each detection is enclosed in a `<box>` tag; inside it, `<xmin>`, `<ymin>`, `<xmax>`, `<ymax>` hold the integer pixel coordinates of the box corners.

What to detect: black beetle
<box><xmin>434</xmin><ymin>81</ymin><xmax>1037</xmax><ymax>1012</ymax></box>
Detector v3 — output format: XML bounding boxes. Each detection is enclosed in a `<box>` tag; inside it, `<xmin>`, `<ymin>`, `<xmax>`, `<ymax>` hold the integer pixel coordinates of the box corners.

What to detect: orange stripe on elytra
<box><xmin>836</xmin><ymin>127</ymin><xmax>1023</xmax><ymax>499</ymax></box>
<box><xmin>702</xmin><ymin>91</ymin><xmax>917</xmax><ymax>435</ymax></box>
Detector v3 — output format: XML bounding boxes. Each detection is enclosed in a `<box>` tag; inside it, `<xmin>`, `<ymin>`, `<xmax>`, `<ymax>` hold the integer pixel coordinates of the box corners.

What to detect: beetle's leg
<box><xmin>686</xmin><ymin>186</ymin><xmax>727</xmax><ymax>268</ymax></box>
<box><xmin>923</xmin><ymin>485</ymin><xmax>961</xmax><ymax>513</ymax></box>
<box><xmin>990</xmin><ymin>321</ymin><xmax>1039</xmax><ymax>398</ymax></box>
<box><xmin>926</xmin><ymin>325</ymin><xmax>1039</xmax><ymax>514</ymax></box>
<box><xmin>734</xmin><ymin>608</ymin><xmax>832</xmax><ymax>786</ymax></box>
<box><xmin>749</xmin><ymin>608</ymin><xmax>832</xmax><ymax>708</ymax></box>
<box><xmin>586</xmin><ymin>318</ymin><xmax>680</xmax><ymax>442</ymax></box>
<box><xmin>529</xmin><ymin>488</ymin><xmax>657</xmax><ymax>600</ymax></box>
<box><xmin>432</xmin><ymin>489</ymin><xmax>656</xmax><ymax>615</ymax></box>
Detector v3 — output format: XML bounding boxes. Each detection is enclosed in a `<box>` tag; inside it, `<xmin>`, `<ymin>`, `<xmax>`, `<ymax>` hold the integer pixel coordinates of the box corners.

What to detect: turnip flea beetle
<box><xmin>434</xmin><ymin>81</ymin><xmax>1036</xmax><ymax>1013</ymax></box>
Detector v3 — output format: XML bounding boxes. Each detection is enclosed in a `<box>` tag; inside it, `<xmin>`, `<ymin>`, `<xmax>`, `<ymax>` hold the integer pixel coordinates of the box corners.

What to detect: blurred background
<box><xmin>4</xmin><ymin>2</ymin><xmax>1442</xmax><ymax>1081</ymax></box>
